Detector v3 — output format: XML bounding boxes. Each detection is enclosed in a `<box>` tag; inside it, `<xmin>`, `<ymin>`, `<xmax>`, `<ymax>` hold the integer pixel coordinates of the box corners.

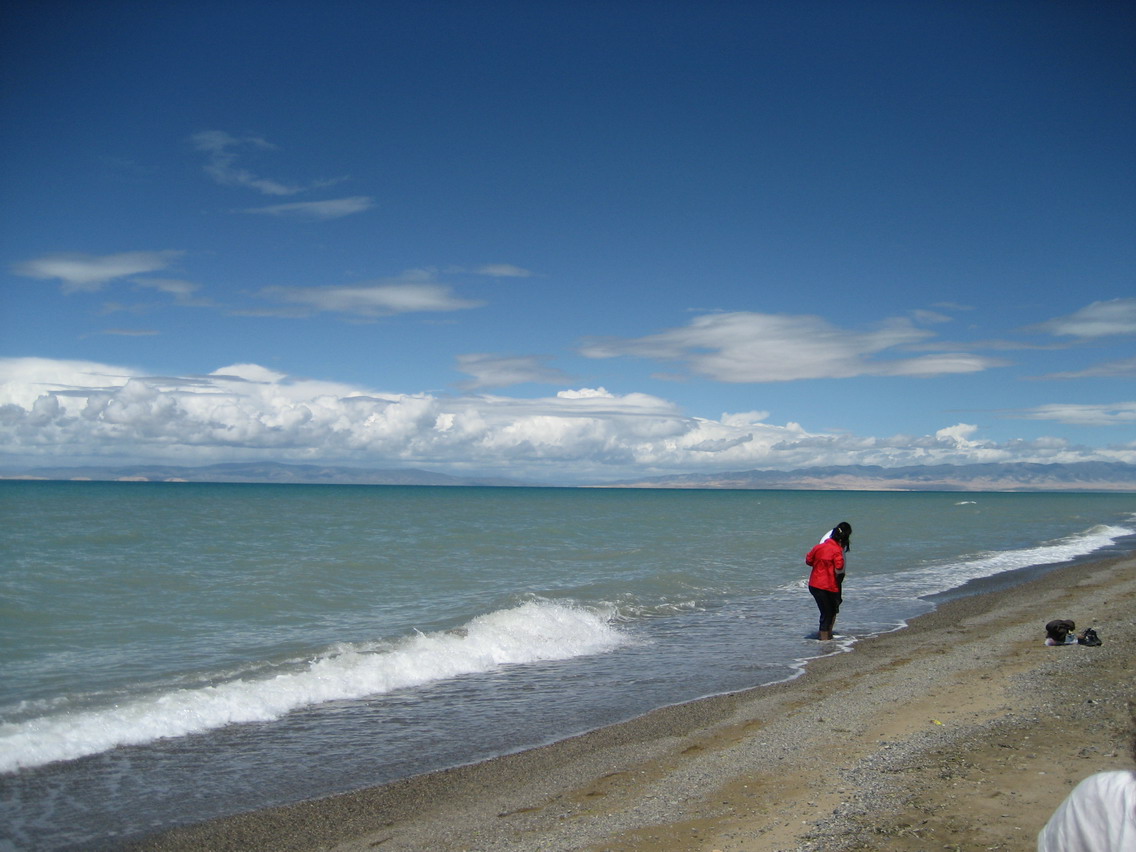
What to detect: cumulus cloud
<box><xmin>1037</xmin><ymin>298</ymin><xmax>1136</xmax><ymax>338</ymax></box>
<box><xmin>3</xmin><ymin>358</ymin><xmax>1132</xmax><ymax>480</ymax></box>
<box><xmin>580</xmin><ymin>311</ymin><xmax>1004</xmax><ymax>382</ymax></box>
<box><xmin>935</xmin><ymin>423</ymin><xmax>980</xmax><ymax>446</ymax></box>
<box><xmin>258</xmin><ymin>282</ymin><xmax>484</xmax><ymax>317</ymax></box>
<box><xmin>242</xmin><ymin>196</ymin><xmax>374</xmax><ymax>220</ymax></box>
<box><xmin>457</xmin><ymin>353</ymin><xmax>573</xmax><ymax>389</ymax></box>
<box><xmin>209</xmin><ymin>363</ymin><xmax>289</xmax><ymax>383</ymax></box>
<box><xmin>13</xmin><ymin>251</ymin><xmax>184</xmax><ymax>293</ymax></box>
<box><xmin>558</xmin><ymin>388</ymin><xmax>615</xmax><ymax>400</ymax></box>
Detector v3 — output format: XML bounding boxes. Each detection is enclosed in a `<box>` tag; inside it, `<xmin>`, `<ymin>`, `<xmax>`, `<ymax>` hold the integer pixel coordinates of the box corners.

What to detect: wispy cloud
<box><xmin>456</xmin><ymin>353</ymin><xmax>573</xmax><ymax>389</ymax></box>
<box><xmin>1038</xmin><ymin>356</ymin><xmax>1136</xmax><ymax>380</ymax></box>
<box><xmin>1010</xmin><ymin>402</ymin><xmax>1136</xmax><ymax>426</ymax></box>
<box><xmin>258</xmin><ymin>282</ymin><xmax>484</xmax><ymax>318</ymax></box>
<box><xmin>242</xmin><ymin>196</ymin><xmax>374</xmax><ymax>220</ymax></box>
<box><xmin>131</xmin><ymin>277</ymin><xmax>212</xmax><ymax>306</ymax></box>
<box><xmin>1036</xmin><ymin>298</ymin><xmax>1136</xmax><ymax>339</ymax></box>
<box><xmin>190</xmin><ymin>130</ymin><xmax>344</xmax><ymax>197</ymax></box>
<box><xmin>442</xmin><ymin>264</ymin><xmax>536</xmax><ymax>278</ymax></box>
<box><xmin>12</xmin><ymin>251</ymin><xmax>184</xmax><ymax>293</ymax></box>
<box><xmin>580</xmin><ymin>311</ymin><xmax>1005</xmax><ymax>383</ymax></box>
<box><xmin>473</xmin><ymin>264</ymin><xmax>534</xmax><ymax>278</ymax></box>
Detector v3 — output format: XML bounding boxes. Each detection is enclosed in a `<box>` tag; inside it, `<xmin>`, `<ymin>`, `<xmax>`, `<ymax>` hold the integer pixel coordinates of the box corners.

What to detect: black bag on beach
<box><xmin>1077</xmin><ymin>627</ymin><xmax>1102</xmax><ymax>646</ymax></box>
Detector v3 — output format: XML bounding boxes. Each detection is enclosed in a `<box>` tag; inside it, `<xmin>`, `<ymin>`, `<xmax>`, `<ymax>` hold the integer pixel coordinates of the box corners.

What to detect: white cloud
<box><xmin>910</xmin><ymin>309</ymin><xmax>953</xmax><ymax>324</ymax></box>
<box><xmin>190</xmin><ymin>129</ymin><xmax>350</xmax><ymax>199</ymax></box>
<box><xmin>133</xmin><ymin>278</ymin><xmax>200</xmax><ymax>299</ymax></box>
<box><xmin>190</xmin><ymin>130</ymin><xmax>308</xmax><ymax>196</ymax></box>
<box><xmin>1039</xmin><ymin>356</ymin><xmax>1136</xmax><ymax>379</ymax></box>
<box><xmin>209</xmin><ymin>364</ymin><xmax>288</xmax><ymax>384</ymax></box>
<box><xmin>3</xmin><ymin>358</ymin><xmax>1132</xmax><ymax>480</ymax></box>
<box><xmin>882</xmin><ymin>352</ymin><xmax>1000</xmax><ymax>377</ymax></box>
<box><xmin>474</xmin><ymin>264</ymin><xmax>533</xmax><ymax>278</ymax></box>
<box><xmin>1011</xmin><ymin>402</ymin><xmax>1136</xmax><ymax>427</ymax></box>
<box><xmin>935</xmin><ymin>423</ymin><xmax>980</xmax><ymax>446</ymax></box>
<box><xmin>721</xmin><ymin>410</ymin><xmax>773</xmax><ymax>427</ymax></box>
<box><xmin>242</xmin><ymin>196</ymin><xmax>374</xmax><ymax>220</ymax></box>
<box><xmin>258</xmin><ymin>282</ymin><xmax>484</xmax><ymax>317</ymax></box>
<box><xmin>580</xmin><ymin>311</ymin><xmax>1004</xmax><ymax>382</ymax></box>
<box><xmin>0</xmin><ymin>358</ymin><xmax>142</xmax><ymax>408</ymax></box>
<box><xmin>558</xmin><ymin>388</ymin><xmax>614</xmax><ymax>400</ymax></box>
<box><xmin>457</xmin><ymin>353</ymin><xmax>572</xmax><ymax>389</ymax></box>
<box><xmin>442</xmin><ymin>264</ymin><xmax>535</xmax><ymax>278</ymax></box>
<box><xmin>13</xmin><ymin>251</ymin><xmax>184</xmax><ymax>293</ymax></box>
<box><xmin>130</xmin><ymin>277</ymin><xmax>217</xmax><ymax>309</ymax></box>
<box><xmin>1038</xmin><ymin>298</ymin><xmax>1136</xmax><ymax>338</ymax></box>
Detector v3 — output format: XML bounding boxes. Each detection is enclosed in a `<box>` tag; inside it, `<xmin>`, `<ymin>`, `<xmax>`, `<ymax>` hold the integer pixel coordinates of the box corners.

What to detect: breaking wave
<box><xmin>0</xmin><ymin>601</ymin><xmax>627</xmax><ymax>773</ymax></box>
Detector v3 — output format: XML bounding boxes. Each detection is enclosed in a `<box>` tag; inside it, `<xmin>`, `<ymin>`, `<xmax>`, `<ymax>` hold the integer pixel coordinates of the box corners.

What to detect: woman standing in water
<box><xmin>806</xmin><ymin>522</ymin><xmax>852</xmax><ymax>640</ymax></box>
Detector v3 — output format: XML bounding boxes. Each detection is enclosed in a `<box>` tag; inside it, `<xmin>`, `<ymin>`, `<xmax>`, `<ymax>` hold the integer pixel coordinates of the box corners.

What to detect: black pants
<box><xmin>808</xmin><ymin>585</ymin><xmax>842</xmax><ymax>632</ymax></box>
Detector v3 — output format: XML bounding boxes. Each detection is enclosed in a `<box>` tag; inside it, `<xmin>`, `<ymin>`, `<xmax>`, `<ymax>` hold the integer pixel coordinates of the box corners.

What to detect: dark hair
<box><xmin>831</xmin><ymin>521</ymin><xmax>852</xmax><ymax>550</ymax></box>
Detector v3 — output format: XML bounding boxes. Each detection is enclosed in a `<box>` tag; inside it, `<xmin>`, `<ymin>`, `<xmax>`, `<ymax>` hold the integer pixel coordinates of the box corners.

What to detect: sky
<box><xmin>1</xmin><ymin>0</ymin><xmax>1134</xmax><ymax>484</ymax></box>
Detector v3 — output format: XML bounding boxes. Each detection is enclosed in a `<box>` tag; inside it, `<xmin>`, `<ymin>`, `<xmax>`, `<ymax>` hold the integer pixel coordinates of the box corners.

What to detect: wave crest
<box><xmin>0</xmin><ymin>601</ymin><xmax>625</xmax><ymax>773</ymax></box>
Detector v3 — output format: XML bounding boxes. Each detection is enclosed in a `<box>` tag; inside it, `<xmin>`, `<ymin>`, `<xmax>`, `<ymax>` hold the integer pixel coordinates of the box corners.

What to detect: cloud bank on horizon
<box><xmin>1</xmin><ymin>2</ymin><xmax>1133</xmax><ymax>482</ymax></box>
<box><xmin>2</xmin><ymin>299</ymin><xmax>1133</xmax><ymax>482</ymax></box>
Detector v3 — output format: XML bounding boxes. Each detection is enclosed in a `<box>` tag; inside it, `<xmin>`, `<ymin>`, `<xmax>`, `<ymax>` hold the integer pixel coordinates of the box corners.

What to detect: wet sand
<box><xmin>135</xmin><ymin>553</ymin><xmax>1135</xmax><ymax>852</ymax></box>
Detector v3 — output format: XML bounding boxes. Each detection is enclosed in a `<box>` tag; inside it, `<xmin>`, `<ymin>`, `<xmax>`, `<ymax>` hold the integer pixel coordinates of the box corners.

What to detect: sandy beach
<box><xmin>135</xmin><ymin>553</ymin><xmax>1135</xmax><ymax>852</ymax></box>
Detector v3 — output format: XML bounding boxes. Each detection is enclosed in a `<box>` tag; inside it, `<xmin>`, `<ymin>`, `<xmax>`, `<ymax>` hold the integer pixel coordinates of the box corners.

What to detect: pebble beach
<box><xmin>132</xmin><ymin>552</ymin><xmax>1136</xmax><ymax>852</ymax></box>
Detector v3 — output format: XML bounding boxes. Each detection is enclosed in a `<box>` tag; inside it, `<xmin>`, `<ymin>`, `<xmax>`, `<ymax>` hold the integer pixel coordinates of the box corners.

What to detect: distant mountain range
<box><xmin>3</xmin><ymin>460</ymin><xmax>1136</xmax><ymax>491</ymax></box>
<box><xmin>597</xmin><ymin>462</ymin><xmax>1136</xmax><ymax>492</ymax></box>
<box><xmin>0</xmin><ymin>462</ymin><xmax>531</xmax><ymax>488</ymax></box>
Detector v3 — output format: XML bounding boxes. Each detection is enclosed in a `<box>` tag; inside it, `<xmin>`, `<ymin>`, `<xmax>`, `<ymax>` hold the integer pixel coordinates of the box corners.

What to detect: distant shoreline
<box><xmin>4</xmin><ymin>458</ymin><xmax>1136</xmax><ymax>491</ymax></box>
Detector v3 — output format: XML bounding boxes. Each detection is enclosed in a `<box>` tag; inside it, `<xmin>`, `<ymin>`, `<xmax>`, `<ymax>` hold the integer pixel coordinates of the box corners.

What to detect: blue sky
<box><xmin>1</xmin><ymin>0</ymin><xmax>1133</xmax><ymax>483</ymax></box>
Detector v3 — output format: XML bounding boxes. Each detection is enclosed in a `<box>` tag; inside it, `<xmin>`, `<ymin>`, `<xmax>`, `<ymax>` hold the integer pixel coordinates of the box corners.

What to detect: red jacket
<box><xmin>806</xmin><ymin>538</ymin><xmax>845</xmax><ymax>593</ymax></box>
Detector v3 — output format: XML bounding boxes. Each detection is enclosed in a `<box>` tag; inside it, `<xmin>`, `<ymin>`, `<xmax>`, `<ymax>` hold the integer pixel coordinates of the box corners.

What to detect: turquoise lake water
<box><xmin>1</xmin><ymin>482</ymin><xmax>1134</xmax><ymax>849</ymax></box>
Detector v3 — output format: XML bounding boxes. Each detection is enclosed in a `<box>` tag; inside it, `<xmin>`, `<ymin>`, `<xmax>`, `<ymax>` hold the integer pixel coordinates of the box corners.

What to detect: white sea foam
<box><xmin>0</xmin><ymin>601</ymin><xmax>626</xmax><ymax>773</ymax></box>
<box><xmin>863</xmin><ymin>522</ymin><xmax>1134</xmax><ymax>601</ymax></box>
<box><xmin>950</xmin><ymin>522</ymin><xmax>1131</xmax><ymax>580</ymax></box>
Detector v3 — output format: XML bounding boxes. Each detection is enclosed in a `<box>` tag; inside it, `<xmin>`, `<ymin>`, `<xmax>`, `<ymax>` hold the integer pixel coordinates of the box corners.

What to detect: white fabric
<box><xmin>1045</xmin><ymin>635</ymin><xmax>1077</xmax><ymax>646</ymax></box>
<box><xmin>1037</xmin><ymin>770</ymin><xmax>1136</xmax><ymax>852</ymax></box>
